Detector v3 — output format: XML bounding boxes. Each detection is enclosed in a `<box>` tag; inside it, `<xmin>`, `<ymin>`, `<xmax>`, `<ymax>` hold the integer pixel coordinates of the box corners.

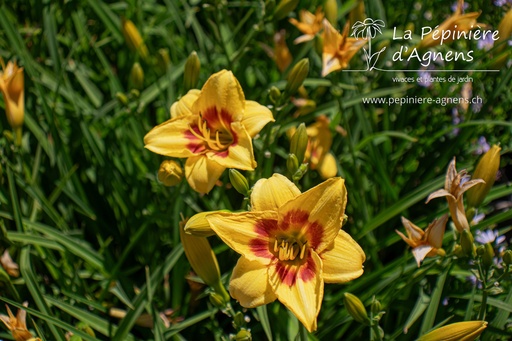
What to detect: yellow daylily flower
<box><xmin>426</xmin><ymin>158</ymin><xmax>484</xmax><ymax>232</ymax></box>
<box><xmin>418</xmin><ymin>0</ymin><xmax>482</xmax><ymax>49</ymax></box>
<box><xmin>0</xmin><ymin>302</ymin><xmax>40</xmax><ymax>341</ymax></box>
<box><xmin>206</xmin><ymin>174</ymin><xmax>365</xmax><ymax>332</ymax></box>
<box><xmin>417</xmin><ymin>320</ymin><xmax>487</xmax><ymax>341</ymax></box>
<box><xmin>0</xmin><ymin>60</ymin><xmax>24</xmax><ymax>133</ymax></box>
<box><xmin>466</xmin><ymin>144</ymin><xmax>501</xmax><ymax>209</ymax></box>
<box><xmin>144</xmin><ymin>70</ymin><xmax>274</xmax><ymax>194</ymax></box>
<box><xmin>322</xmin><ymin>20</ymin><xmax>367</xmax><ymax>76</ymax></box>
<box><xmin>396</xmin><ymin>215</ymin><xmax>448</xmax><ymax>267</ymax></box>
<box><xmin>289</xmin><ymin>7</ymin><xmax>325</xmax><ymax>44</ymax></box>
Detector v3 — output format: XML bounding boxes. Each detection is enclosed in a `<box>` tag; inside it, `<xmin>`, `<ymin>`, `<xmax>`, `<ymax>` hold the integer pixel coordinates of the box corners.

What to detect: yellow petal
<box><xmin>317</xmin><ymin>152</ymin><xmax>338</xmax><ymax>179</ymax></box>
<box><xmin>400</xmin><ymin>216</ymin><xmax>424</xmax><ymax>241</ymax></box>
<box><xmin>207</xmin><ymin>122</ymin><xmax>256</xmax><ymax>170</ymax></box>
<box><xmin>425</xmin><ymin>214</ymin><xmax>448</xmax><ymax>249</ymax></box>
<box><xmin>185</xmin><ymin>155</ymin><xmax>225</xmax><ymax>194</ymax></box>
<box><xmin>269</xmin><ymin>251</ymin><xmax>324</xmax><ymax>332</ymax></box>
<box><xmin>144</xmin><ymin>116</ymin><xmax>202</xmax><ymax>157</ymax></box>
<box><xmin>251</xmin><ymin>173</ymin><xmax>301</xmax><ymax>212</ymax></box>
<box><xmin>206</xmin><ymin>211</ymin><xmax>279</xmax><ymax>264</ymax></box>
<box><xmin>321</xmin><ymin>230</ymin><xmax>365</xmax><ymax>283</ymax></box>
<box><xmin>193</xmin><ymin>70</ymin><xmax>245</xmax><ymax>123</ymax></box>
<box><xmin>418</xmin><ymin>320</ymin><xmax>487</xmax><ymax>341</ymax></box>
<box><xmin>242</xmin><ymin>101</ymin><xmax>274</xmax><ymax>138</ymax></box>
<box><xmin>229</xmin><ymin>256</ymin><xmax>277</xmax><ymax>307</ymax></box>
<box><xmin>412</xmin><ymin>245</ymin><xmax>434</xmax><ymax>267</ymax></box>
<box><xmin>279</xmin><ymin>177</ymin><xmax>347</xmax><ymax>253</ymax></box>
<box><xmin>170</xmin><ymin>89</ymin><xmax>200</xmax><ymax>118</ymax></box>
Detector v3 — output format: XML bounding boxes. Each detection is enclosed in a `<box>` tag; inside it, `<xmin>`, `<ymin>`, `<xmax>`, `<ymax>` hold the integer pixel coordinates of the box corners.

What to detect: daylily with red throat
<box><xmin>396</xmin><ymin>215</ymin><xmax>448</xmax><ymax>267</ymax></box>
<box><xmin>206</xmin><ymin>174</ymin><xmax>365</xmax><ymax>332</ymax></box>
<box><xmin>144</xmin><ymin>70</ymin><xmax>274</xmax><ymax>194</ymax></box>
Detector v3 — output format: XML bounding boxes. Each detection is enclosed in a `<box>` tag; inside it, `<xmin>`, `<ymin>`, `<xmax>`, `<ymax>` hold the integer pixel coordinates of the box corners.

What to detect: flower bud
<box><xmin>496</xmin><ymin>9</ymin><xmax>512</xmax><ymax>55</ymax></box>
<box><xmin>269</xmin><ymin>86</ymin><xmax>281</xmax><ymax>104</ymax></box>
<box><xmin>324</xmin><ymin>0</ymin><xmax>338</xmax><ymax>25</ymax></box>
<box><xmin>0</xmin><ymin>60</ymin><xmax>25</xmax><ymax>145</ymax></box>
<box><xmin>233</xmin><ymin>311</ymin><xmax>245</xmax><ymax>329</ymax></box>
<box><xmin>349</xmin><ymin>0</ymin><xmax>366</xmax><ymax>26</ymax></box>
<box><xmin>292</xmin><ymin>163</ymin><xmax>309</xmax><ymax>182</ymax></box>
<box><xmin>209</xmin><ymin>292</ymin><xmax>227</xmax><ymax>309</ymax></box>
<box><xmin>157</xmin><ymin>160</ymin><xmax>183</xmax><ymax>187</ymax></box>
<box><xmin>476</xmin><ymin>245</ymin><xmax>485</xmax><ymax>256</ymax></box>
<box><xmin>290</xmin><ymin>123</ymin><xmax>308</xmax><ymax>164</ymax></box>
<box><xmin>371</xmin><ymin>298</ymin><xmax>382</xmax><ymax>316</ymax></box>
<box><xmin>157</xmin><ymin>48</ymin><xmax>171</xmax><ymax>74</ymax></box>
<box><xmin>343</xmin><ymin>292</ymin><xmax>370</xmax><ymax>325</ymax></box>
<box><xmin>417</xmin><ymin>321</ymin><xmax>487</xmax><ymax>341</ymax></box>
<box><xmin>235</xmin><ymin>328</ymin><xmax>252</xmax><ymax>341</ymax></box>
<box><xmin>286</xmin><ymin>153</ymin><xmax>299</xmax><ymax>175</ymax></box>
<box><xmin>460</xmin><ymin>229</ymin><xmax>475</xmax><ymax>258</ymax></box>
<box><xmin>121</xmin><ymin>17</ymin><xmax>149</xmax><ymax>61</ymax></box>
<box><xmin>273</xmin><ymin>0</ymin><xmax>299</xmax><ymax>21</ymax></box>
<box><xmin>503</xmin><ymin>250</ymin><xmax>512</xmax><ymax>265</ymax></box>
<box><xmin>229</xmin><ymin>169</ymin><xmax>250</xmax><ymax>196</ymax></box>
<box><xmin>467</xmin><ymin>145</ymin><xmax>501</xmax><ymax>209</ymax></box>
<box><xmin>184</xmin><ymin>211</ymin><xmax>224</xmax><ymax>237</ymax></box>
<box><xmin>453</xmin><ymin>244</ymin><xmax>463</xmax><ymax>258</ymax></box>
<box><xmin>284</xmin><ymin>58</ymin><xmax>309</xmax><ymax>97</ymax></box>
<box><xmin>130</xmin><ymin>62</ymin><xmax>144</xmax><ymax>90</ymax></box>
<box><xmin>115</xmin><ymin>92</ymin><xmax>129</xmax><ymax>105</ymax></box>
<box><xmin>184</xmin><ymin>51</ymin><xmax>200</xmax><ymax>91</ymax></box>
<box><xmin>482</xmin><ymin>242</ymin><xmax>495</xmax><ymax>269</ymax></box>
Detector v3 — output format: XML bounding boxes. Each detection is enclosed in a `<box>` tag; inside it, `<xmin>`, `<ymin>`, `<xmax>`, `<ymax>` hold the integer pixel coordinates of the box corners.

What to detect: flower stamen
<box><xmin>275</xmin><ymin>238</ymin><xmax>308</xmax><ymax>261</ymax></box>
<box><xmin>188</xmin><ymin>114</ymin><xmax>233</xmax><ymax>152</ymax></box>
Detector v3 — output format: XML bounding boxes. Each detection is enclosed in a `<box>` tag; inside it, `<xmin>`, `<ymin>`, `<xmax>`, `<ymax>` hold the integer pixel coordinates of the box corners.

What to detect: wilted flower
<box><xmin>396</xmin><ymin>215</ymin><xmax>448</xmax><ymax>266</ymax></box>
<box><xmin>417</xmin><ymin>320</ymin><xmax>487</xmax><ymax>341</ymax></box>
<box><xmin>144</xmin><ymin>70</ymin><xmax>274</xmax><ymax>194</ymax></box>
<box><xmin>0</xmin><ymin>60</ymin><xmax>24</xmax><ymax>136</ymax></box>
<box><xmin>206</xmin><ymin>174</ymin><xmax>365</xmax><ymax>332</ymax></box>
<box><xmin>1</xmin><ymin>250</ymin><xmax>19</xmax><ymax>277</ymax></box>
<box><xmin>289</xmin><ymin>8</ymin><xmax>325</xmax><ymax>44</ymax></box>
<box><xmin>322</xmin><ymin>20</ymin><xmax>366</xmax><ymax>76</ymax></box>
<box><xmin>0</xmin><ymin>302</ymin><xmax>40</xmax><ymax>341</ymax></box>
<box><xmin>426</xmin><ymin>158</ymin><xmax>484</xmax><ymax>232</ymax></box>
<box><xmin>418</xmin><ymin>0</ymin><xmax>483</xmax><ymax>49</ymax></box>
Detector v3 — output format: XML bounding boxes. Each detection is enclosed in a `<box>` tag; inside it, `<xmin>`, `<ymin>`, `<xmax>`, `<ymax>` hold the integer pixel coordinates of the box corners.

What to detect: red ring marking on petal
<box><xmin>185</xmin><ymin>127</ymin><xmax>206</xmax><ymax>153</ymax></box>
<box><xmin>250</xmin><ymin>219</ymin><xmax>278</xmax><ymax>259</ymax></box>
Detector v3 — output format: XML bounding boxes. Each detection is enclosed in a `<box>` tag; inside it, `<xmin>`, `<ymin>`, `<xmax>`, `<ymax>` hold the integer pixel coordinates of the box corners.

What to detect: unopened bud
<box><xmin>184</xmin><ymin>51</ymin><xmax>201</xmax><ymax>91</ymax></box>
<box><xmin>287</xmin><ymin>153</ymin><xmax>299</xmax><ymax>175</ymax></box>
<box><xmin>453</xmin><ymin>244</ymin><xmax>463</xmax><ymax>257</ymax></box>
<box><xmin>235</xmin><ymin>328</ymin><xmax>252</xmax><ymax>341</ymax></box>
<box><xmin>284</xmin><ymin>58</ymin><xmax>309</xmax><ymax>97</ymax></box>
<box><xmin>324</xmin><ymin>0</ymin><xmax>338</xmax><ymax>24</ymax></box>
<box><xmin>292</xmin><ymin>163</ymin><xmax>309</xmax><ymax>182</ymax></box>
<box><xmin>417</xmin><ymin>321</ymin><xmax>487</xmax><ymax>341</ymax></box>
<box><xmin>349</xmin><ymin>0</ymin><xmax>366</xmax><ymax>26</ymax></box>
<box><xmin>115</xmin><ymin>92</ymin><xmax>129</xmax><ymax>105</ymax></box>
<box><xmin>130</xmin><ymin>62</ymin><xmax>144</xmax><ymax>90</ymax></box>
<box><xmin>343</xmin><ymin>292</ymin><xmax>370</xmax><ymax>325</ymax></box>
<box><xmin>460</xmin><ymin>229</ymin><xmax>475</xmax><ymax>258</ymax></box>
<box><xmin>495</xmin><ymin>9</ymin><xmax>512</xmax><ymax>55</ymax></box>
<box><xmin>209</xmin><ymin>292</ymin><xmax>227</xmax><ymax>309</ymax></box>
<box><xmin>76</xmin><ymin>322</ymin><xmax>96</xmax><ymax>337</ymax></box>
<box><xmin>269</xmin><ymin>86</ymin><xmax>281</xmax><ymax>104</ymax></box>
<box><xmin>273</xmin><ymin>0</ymin><xmax>299</xmax><ymax>20</ymax></box>
<box><xmin>184</xmin><ymin>211</ymin><xmax>216</xmax><ymax>237</ymax></box>
<box><xmin>482</xmin><ymin>243</ymin><xmax>495</xmax><ymax>269</ymax></box>
<box><xmin>467</xmin><ymin>145</ymin><xmax>501</xmax><ymax>208</ymax></box>
<box><xmin>371</xmin><ymin>298</ymin><xmax>382</xmax><ymax>316</ymax></box>
<box><xmin>229</xmin><ymin>169</ymin><xmax>250</xmax><ymax>196</ymax></box>
<box><xmin>233</xmin><ymin>311</ymin><xmax>245</xmax><ymax>328</ymax></box>
<box><xmin>290</xmin><ymin>123</ymin><xmax>308</xmax><ymax>164</ymax></box>
<box><xmin>503</xmin><ymin>250</ymin><xmax>512</xmax><ymax>265</ymax></box>
<box><xmin>157</xmin><ymin>48</ymin><xmax>171</xmax><ymax>74</ymax></box>
<box><xmin>476</xmin><ymin>245</ymin><xmax>485</xmax><ymax>256</ymax></box>
<box><xmin>157</xmin><ymin>160</ymin><xmax>183</xmax><ymax>187</ymax></box>
<box><xmin>121</xmin><ymin>17</ymin><xmax>149</xmax><ymax>61</ymax></box>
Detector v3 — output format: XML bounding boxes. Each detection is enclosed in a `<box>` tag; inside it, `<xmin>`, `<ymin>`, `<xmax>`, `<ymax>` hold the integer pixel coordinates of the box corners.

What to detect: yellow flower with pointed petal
<box><xmin>418</xmin><ymin>0</ymin><xmax>482</xmax><ymax>49</ymax></box>
<box><xmin>0</xmin><ymin>302</ymin><xmax>39</xmax><ymax>341</ymax></box>
<box><xmin>289</xmin><ymin>8</ymin><xmax>325</xmax><ymax>44</ymax></box>
<box><xmin>418</xmin><ymin>320</ymin><xmax>487</xmax><ymax>341</ymax></box>
<box><xmin>144</xmin><ymin>70</ymin><xmax>274</xmax><ymax>194</ymax></box>
<box><xmin>396</xmin><ymin>215</ymin><xmax>448</xmax><ymax>267</ymax></box>
<box><xmin>322</xmin><ymin>20</ymin><xmax>367</xmax><ymax>76</ymax></box>
<box><xmin>426</xmin><ymin>158</ymin><xmax>484</xmax><ymax>232</ymax></box>
<box><xmin>206</xmin><ymin>174</ymin><xmax>365</xmax><ymax>332</ymax></box>
<box><xmin>0</xmin><ymin>60</ymin><xmax>24</xmax><ymax>134</ymax></box>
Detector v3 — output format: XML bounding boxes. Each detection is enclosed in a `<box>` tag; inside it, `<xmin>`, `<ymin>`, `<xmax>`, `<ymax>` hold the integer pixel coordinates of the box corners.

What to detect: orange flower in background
<box><xmin>0</xmin><ymin>302</ymin><xmax>40</xmax><ymax>341</ymax></box>
<box><xmin>305</xmin><ymin>116</ymin><xmax>338</xmax><ymax>179</ymax></box>
<box><xmin>274</xmin><ymin>30</ymin><xmax>292</xmax><ymax>72</ymax></box>
<box><xmin>289</xmin><ymin>7</ymin><xmax>325</xmax><ymax>44</ymax></box>
<box><xmin>0</xmin><ymin>60</ymin><xmax>24</xmax><ymax>132</ymax></box>
<box><xmin>206</xmin><ymin>174</ymin><xmax>365</xmax><ymax>332</ymax></box>
<box><xmin>418</xmin><ymin>0</ymin><xmax>482</xmax><ymax>49</ymax></box>
<box><xmin>144</xmin><ymin>70</ymin><xmax>274</xmax><ymax>194</ymax></box>
<box><xmin>322</xmin><ymin>20</ymin><xmax>366</xmax><ymax>76</ymax></box>
<box><xmin>396</xmin><ymin>215</ymin><xmax>448</xmax><ymax>267</ymax></box>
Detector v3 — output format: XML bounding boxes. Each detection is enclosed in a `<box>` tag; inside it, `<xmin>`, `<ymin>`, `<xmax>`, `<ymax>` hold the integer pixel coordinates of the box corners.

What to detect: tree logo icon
<box><xmin>351</xmin><ymin>18</ymin><xmax>386</xmax><ymax>71</ymax></box>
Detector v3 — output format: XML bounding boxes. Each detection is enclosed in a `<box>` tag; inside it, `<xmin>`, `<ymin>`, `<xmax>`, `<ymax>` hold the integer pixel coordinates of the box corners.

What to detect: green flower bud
<box><xmin>76</xmin><ymin>322</ymin><xmax>96</xmax><ymax>337</ymax></box>
<box><xmin>269</xmin><ymin>86</ymin><xmax>281</xmax><ymax>104</ymax></box>
<box><xmin>453</xmin><ymin>244</ymin><xmax>463</xmax><ymax>257</ymax></box>
<box><xmin>184</xmin><ymin>51</ymin><xmax>201</xmax><ymax>91</ymax></box>
<box><xmin>229</xmin><ymin>169</ymin><xmax>250</xmax><ymax>196</ymax></box>
<box><xmin>371</xmin><ymin>298</ymin><xmax>382</xmax><ymax>316</ymax></box>
<box><xmin>233</xmin><ymin>311</ymin><xmax>245</xmax><ymax>329</ymax></box>
<box><xmin>185</xmin><ymin>211</ymin><xmax>228</xmax><ymax>237</ymax></box>
<box><xmin>476</xmin><ymin>245</ymin><xmax>485</xmax><ymax>256</ymax></box>
<box><xmin>503</xmin><ymin>250</ymin><xmax>512</xmax><ymax>265</ymax></box>
<box><xmin>115</xmin><ymin>92</ymin><xmax>129</xmax><ymax>105</ymax></box>
<box><xmin>157</xmin><ymin>160</ymin><xmax>184</xmax><ymax>187</ymax></box>
<box><xmin>235</xmin><ymin>328</ymin><xmax>252</xmax><ymax>341</ymax></box>
<box><xmin>482</xmin><ymin>242</ymin><xmax>495</xmax><ymax>269</ymax></box>
<box><xmin>324</xmin><ymin>0</ymin><xmax>338</xmax><ymax>24</ymax></box>
<box><xmin>460</xmin><ymin>229</ymin><xmax>475</xmax><ymax>258</ymax></box>
<box><xmin>157</xmin><ymin>48</ymin><xmax>171</xmax><ymax>74</ymax></box>
<box><xmin>273</xmin><ymin>0</ymin><xmax>299</xmax><ymax>20</ymax></box>
<box><xmin>285</xmin><ymin>58</ymin><xmax>309</xmax><ymax>97</ymax></box>
<box><xmin>130</xmin><ymin>62</ymin><xmax>144</xmax><ymax>90</ymax></box>
<box><xmin>343</xmin><ymin>292</ymin><xmax>370</xmax><ymax>325</ymax></box>
<box><xmin>467</xmin><ymin>145</ymin><xmax>501</xmax><ymax>209</ymax></box>
<box><xmin>292</xmin><ymin>163</ymin><xmax>309</xmax><ymax>182</ymax></box>
<box><xmin>290</xmin><ymin>123</ymin><xmax>308</xmax><ymax>164</ymax></box>
<box><xmin>287</xmin><ymin>153</ymin><xmax>299</xmax><ymax>175</ymax></box>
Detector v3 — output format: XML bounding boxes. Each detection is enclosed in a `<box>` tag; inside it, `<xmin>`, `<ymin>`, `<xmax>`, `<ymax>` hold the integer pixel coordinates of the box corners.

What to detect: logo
<box><xmin>351</xmin><ymin>18</ymin><xmax>386</xmax><ymax>71</ymax></box>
